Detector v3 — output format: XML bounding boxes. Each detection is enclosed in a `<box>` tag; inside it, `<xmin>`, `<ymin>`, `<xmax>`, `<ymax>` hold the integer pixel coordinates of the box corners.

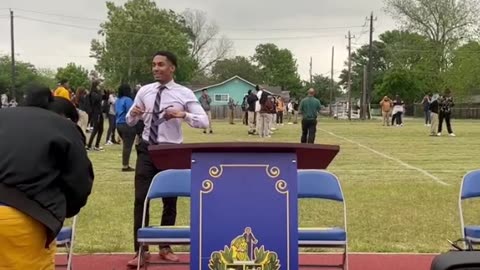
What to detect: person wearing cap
<box><xmin>54</xmin><ymin>79</ymin><xmax>71</xmax><ymax>100</ymax></box>
<box><xmin>0</xmin><ymin>85</ymin><xmax>93</xmax><ymax>270</ymax></box>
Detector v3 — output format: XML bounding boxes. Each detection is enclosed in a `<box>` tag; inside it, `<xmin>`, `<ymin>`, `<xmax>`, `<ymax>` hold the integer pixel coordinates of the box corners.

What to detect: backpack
<box><xmin>264</xmin><ymin>98</ymin><xmax>274</xmax><ymax>113</ymax></box>
<box><xmin>241</xmin><ymin>96</ymin><xmax>248</xmax><ymax>111</ymax></box>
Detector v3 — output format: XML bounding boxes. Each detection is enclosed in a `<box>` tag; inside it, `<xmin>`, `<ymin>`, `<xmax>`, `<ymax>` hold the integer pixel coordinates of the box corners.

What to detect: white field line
<box><xmin>319</xmin><ymin>128</ymin><xmax>450</xmax><ymax>186</ymax></box>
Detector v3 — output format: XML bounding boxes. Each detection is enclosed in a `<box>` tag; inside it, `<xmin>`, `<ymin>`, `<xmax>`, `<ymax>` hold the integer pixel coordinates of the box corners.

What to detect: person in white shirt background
<box><xmin>255</xmin><ymin>85</ymin><xmax>263</xmax><ymax>133</ymax></box>
<box><xmin>125</xmin><ymin>51</ymin><xmax>208</xmax><ymax>268</ymax></box>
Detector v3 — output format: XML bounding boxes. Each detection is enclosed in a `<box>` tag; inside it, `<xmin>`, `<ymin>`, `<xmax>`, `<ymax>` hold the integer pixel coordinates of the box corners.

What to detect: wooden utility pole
<box><xmin>10</xmin><ymin>9</ymin><xmax>16</xmax><ymax>99</ymax></box>
<box><xmin>366</xmin><ymin>11</ymin><xmax>376</xmax><ymax>119</ymax></box>
<box><xmin>346</xmin><ymin>31</ymin><xmax>354</xmax><ymax>120</ymax></box>
<box><xmin>329</xmin><ymin>46</ymin><xmax>334</xmax><ymax>116</ymax></box>
<box><xmin>309</xmin><ymin>57</ymin><xmax>313</xmax><ymax>85</ymax></box>
<box><xmin>361</xmin><ymin>65</ymin><xmax>367</xmax><ymax>120</ymax></box>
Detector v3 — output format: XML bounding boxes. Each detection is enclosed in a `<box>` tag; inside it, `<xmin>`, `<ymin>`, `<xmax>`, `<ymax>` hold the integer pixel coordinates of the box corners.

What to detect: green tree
<box><xmin>55</xmin><ymin>63</ymin><xmax>90</xmax><ymax>90</ymax></box>
<box><xmin>0</xmin><ymin>56</ymin><xmax>55</xmax><ymax>98</ymax></box>
<box><xmin>90</xmin><ymin>0</ymin><xmax>196</xmax><ymax>87</ymax></box>
<box><xmin>253</xmin><ymin>43</ymin><xmax>302</xmax><ymax>95</ymax></box>
<box><xmin>304</xmin><ymin>74</ymin><xmax>342</xmax><ymax>105</ymax></box>
<box><xmin>339</xmin><ymin>30</ymin><xmax>440</xmax><ymax>104</ymax></box>
<box><xmin>379</xmin><ymin>30</ymin><xmax>441</xmax><ymax>100</ymax></box>
<box><xmin>445</xmin><ymin>41</ymin><xmax>480</xmax><ymax>100</ymax></box>
<box><xmin>376</xmin><ymin>68</ymin><xmax>423</xmax><ymax>103</ymax></box>
<box><xmin>339</xmin><ymin>40</ymin><xmax>388</xmax><ymax>101</ymax></box>
<box><xmin>211</xmin><ymin>56</ymin><xmax>262</xmax><ymax>83</ymax></box>
<box><xmin>36</xmin><ymin>68</ymin><xmax>57</xmax><ymax>89</ymax></box>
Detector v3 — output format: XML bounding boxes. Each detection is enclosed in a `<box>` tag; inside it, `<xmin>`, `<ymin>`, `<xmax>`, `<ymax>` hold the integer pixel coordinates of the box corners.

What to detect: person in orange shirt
<box><xmin>53</xmin><ymin>79</ymin><xmax>71</xmax><ymax>100</ymax></box>
<box><xmin>380</xmin><ymin>96</ymin><xmax>393</xmax><ymax>126</ymax></box>
<box><xmin>276</xmin><ymin>96</ymin><xmax>285</xmax><ymax>125</ymax></box>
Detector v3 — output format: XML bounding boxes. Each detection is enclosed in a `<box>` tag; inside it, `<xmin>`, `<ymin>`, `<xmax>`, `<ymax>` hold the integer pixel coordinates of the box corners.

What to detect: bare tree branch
<box><xmin>384</xmin><ymin>0</ymin><xmax>480</xmax><ymax>70</ymax></box>
<box><xmin>182</xmin><ymin>9</ymin><xmax>233</xmax><ymax>74</ymax></box>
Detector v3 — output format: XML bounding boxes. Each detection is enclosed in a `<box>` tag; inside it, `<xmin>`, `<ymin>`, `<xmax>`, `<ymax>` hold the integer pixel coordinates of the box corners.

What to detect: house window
<box><xmin>214</xmin><ymin>94</ymin><xmax>229</xmax><ymax>102</ymax></box>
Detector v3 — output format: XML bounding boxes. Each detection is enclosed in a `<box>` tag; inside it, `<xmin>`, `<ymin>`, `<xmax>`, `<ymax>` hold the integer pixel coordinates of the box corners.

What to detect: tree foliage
<box><xmin>445</xmin><ymin>41</ymin><xmax>480</xmax><ymax>101</ymax></box>
<box><xmin>55</xmin><ymin>63</ymin><xmax>90</xmax><ymax>90</ymax></box>
<box><xmin>90</xmin><ymin>0</ymin><xmax>196</xmax><ymax>87</ymax></box>
<box><xmin>253</xmin><ymin>43</ymin><xmax>302</xmax><ymax>95</ymax></box>
<box><xmin>339</xmin><ymin>30</ymin><xmax>444</xmax><ymax>103</ymax></box>
<box><xmin>384</xmin><ymin>0</ymin><xmax>480</xmax><ymax>70</ymax></box>
<box><xmin>211</xmin><ymin>56</ymin><xmax>262</xmax><ymax>83</ymax></box>
<box><xmin>339</xmin><ymin>40</ymin><xmax>387</xmax><ymax>100</ymax></box>
<box><xmin>0</xmin><ymin>56</ymin><xmax>56</xmax><ymax>98</ymax></box>
<box><xmin>304</xmin><ymin>74</ymin><xmax>342</xmax><ymax>104</ymax></box>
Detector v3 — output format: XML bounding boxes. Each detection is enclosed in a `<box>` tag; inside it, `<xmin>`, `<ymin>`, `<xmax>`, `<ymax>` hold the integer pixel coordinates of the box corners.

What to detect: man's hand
<box><xmin>130</xmin><ymin>106</ymin><xmax>144</xmax><ymax>117</ymax></box>
<box><xmin>164</xmin><ymin>109</ymin><xmax>186</xmax><ymax>120</ymax></box>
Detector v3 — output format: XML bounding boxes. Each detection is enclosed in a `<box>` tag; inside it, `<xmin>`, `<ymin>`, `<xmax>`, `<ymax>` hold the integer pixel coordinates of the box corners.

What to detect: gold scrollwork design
<box><xmin>201</xmin><ymin>180</ymin><xmax>214</xmax><ymax>193</ymax></box>
<box><xmin>275</xmin><ymin>180</ymin><xmax>288</xmax><ymax>194</ymax></box>
<box><xmin>210</xmin><ymin>165</ymin><xmax>280</xmax><ymax>179</ymax></box>
<box><xmin>266</xmin><ymin>166</ymin><xmax>280</xmax><ymax>178</ymax></box>
<box><xmin>209</xmin><ymin>166</ymin><xmax>222</xmax><ymax>178</ymax></box>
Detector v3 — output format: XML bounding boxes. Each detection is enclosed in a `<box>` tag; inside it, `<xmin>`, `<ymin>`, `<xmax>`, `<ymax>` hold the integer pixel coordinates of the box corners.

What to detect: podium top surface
<box><xmin>148</xmin><ymin>142</ymin><xmax>340</xmax><ymax>170</ymax></box>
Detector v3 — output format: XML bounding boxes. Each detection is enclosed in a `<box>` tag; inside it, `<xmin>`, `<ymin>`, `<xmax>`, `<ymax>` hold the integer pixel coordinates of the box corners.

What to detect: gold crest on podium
<box><xmin>208</xmin><ymin>227</ymin><xmax>280</xmax><ymax>270</ymax></box>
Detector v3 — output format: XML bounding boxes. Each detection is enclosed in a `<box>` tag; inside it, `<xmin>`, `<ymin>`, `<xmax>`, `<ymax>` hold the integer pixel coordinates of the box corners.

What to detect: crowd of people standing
<box><xmin>199</xmin><ymin>85</ymin><xmax>322</xmax><ymax>143</ymax></box>
<box><xmin>379</xmin><ymin>89</ymin><xmax>456</xmax><ymax>137</ymax></box>
<box><xmin>46</xmin><ymin>79</ymin><xmax>141</xmax><ymax>171</ymax></box>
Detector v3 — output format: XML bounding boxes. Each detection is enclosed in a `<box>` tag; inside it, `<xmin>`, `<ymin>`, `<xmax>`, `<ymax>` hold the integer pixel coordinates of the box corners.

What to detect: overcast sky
<box><xmin>0</xmin><ymin>0</ymin><xmax>397</xmax><ymax>82</ymax></box>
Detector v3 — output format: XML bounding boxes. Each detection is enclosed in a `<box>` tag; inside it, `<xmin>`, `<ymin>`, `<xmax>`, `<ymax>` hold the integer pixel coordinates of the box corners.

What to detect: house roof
<box><xmin>190</xmin><ymin>75</ymin><xmax>289</xmax><ymax>96</ymax></box>
<box><xmin>191</xmin><ymin>75</ymin><xmax>256</xmax><ymax>93</ymax></box>
<box><xmin>185</xmin><ymin>84</ymin><xmax>211</xmax><ymax>91</ymax></box>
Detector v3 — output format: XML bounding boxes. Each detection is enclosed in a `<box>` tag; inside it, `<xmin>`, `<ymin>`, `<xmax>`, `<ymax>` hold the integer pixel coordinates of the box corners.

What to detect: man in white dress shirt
<box><xmin>126</xmin><ymin>51</ymin><xmax>208</xmax><ymax>268</ymax></box>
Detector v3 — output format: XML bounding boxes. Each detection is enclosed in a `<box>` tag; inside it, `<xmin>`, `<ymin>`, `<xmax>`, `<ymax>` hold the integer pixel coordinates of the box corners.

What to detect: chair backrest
<box><xmin>147</xmin><ymin>169</ymin><xmax>191</xmax><ymax>200</ymax></box>
<box><xmin>461</xmin><ymin>170</ymin><xmax>480</xmax><ymax>200</ymax></box>
<box><xmin>298</xmin><ymin>170</ymin><xmax>344</xmax><ymax>202</ymax></box>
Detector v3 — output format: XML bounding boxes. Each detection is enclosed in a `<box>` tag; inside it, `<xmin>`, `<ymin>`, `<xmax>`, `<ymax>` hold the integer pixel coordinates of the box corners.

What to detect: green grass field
<box><xmin>76</xmin><ymin>117</ymin><xmax>480</xmax><ymax>254</ymax></box>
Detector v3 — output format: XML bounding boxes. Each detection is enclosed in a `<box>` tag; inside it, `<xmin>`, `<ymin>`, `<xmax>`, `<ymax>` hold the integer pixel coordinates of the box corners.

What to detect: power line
<box><xmin>16</xmin><ymin>15</ymin><xmax>358</xmax><ymax>41</ymax></box>
<box><xmin>223</xmin><ymin>25</ymin><xmax>366</xmax><ymax>32</ymax></box>
<box><xmin>14</xmin><ymin>8</ymin><xmax>104</xmax><ymax>22</ymax></box>
<box><xmin>14</xmin><ymin>8</ymin><xmax>366</xmax><ymax>32</ymax></box>
<box><xmin>16</xmin><ymin>16</ymin><xmax>98</xmax><ymax>30</ymax></box>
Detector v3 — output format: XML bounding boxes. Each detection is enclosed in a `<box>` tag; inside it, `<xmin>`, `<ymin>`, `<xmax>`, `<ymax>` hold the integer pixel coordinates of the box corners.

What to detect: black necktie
<box><xmin>148</xmin><ymin>85</ymin><xmax>166</xmax><ymax>144</ymax></box>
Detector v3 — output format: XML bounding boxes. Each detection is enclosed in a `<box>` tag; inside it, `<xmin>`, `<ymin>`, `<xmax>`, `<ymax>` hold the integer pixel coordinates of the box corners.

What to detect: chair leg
<box><xmin>343</xmin><ymin>245</ymin><xmax>348</xmax><ymax>270</ymax></box>
<box><xmin>144</xmin><ymin>247</ymin><xmax>148</xmax><ymax>270</ymax></box>
<box><xmin>137</xmin><ymin>245</ymin><xmax>143</xmax><ymax>270</ymax></box>
<box><xmin>67</xmin><ymin>241</ymin><xmax>74</xmax><ymax>270</ymax></box>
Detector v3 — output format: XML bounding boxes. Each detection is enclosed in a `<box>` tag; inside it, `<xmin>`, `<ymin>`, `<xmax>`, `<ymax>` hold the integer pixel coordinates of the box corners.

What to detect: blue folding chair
<box><xmin>298</xmin><ymin>170</ymin><xmax>348</xmax><ymax>270</ymax></box>
<box><xmin>459</xmin><ymin>170</ymin><xmax>480</xmax><ymax>246</ymax></box>
<box><xmin>55</xmin><ymin>216</ymin><xmax>77</xmax><ymax>270</ymax></box>
<box><xmin>137</xmin><ymin>169</ymin><xmax>191</xmax><ymax>270</ymax></box>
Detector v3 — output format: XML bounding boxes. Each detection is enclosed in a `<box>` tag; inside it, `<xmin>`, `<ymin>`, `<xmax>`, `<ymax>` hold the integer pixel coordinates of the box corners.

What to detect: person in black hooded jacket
<box><xmin>0</xmin><ymin>85</ymin><xmax>94</xmax><ymax>270</ymax></box>
<box><xmin>86</xmin><ymin>80</ymin><xmax>104</xmax><ymax>150</ymax></box>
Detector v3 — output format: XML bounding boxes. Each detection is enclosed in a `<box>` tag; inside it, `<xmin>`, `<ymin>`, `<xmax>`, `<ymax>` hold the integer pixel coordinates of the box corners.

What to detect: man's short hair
<box><xmin>153</xmin><ymin>51</ymin><xmax>178</xmax><ymax>68</ymax></box>
<box><xmin>48</xmin><ymin>97</ymin><xmax>79</xmax><ymax>123</ymax></box>
<box><xmin>24</xmin><ymin>84</ymin><xmax>53</xmax><ymax>109</ymax></box>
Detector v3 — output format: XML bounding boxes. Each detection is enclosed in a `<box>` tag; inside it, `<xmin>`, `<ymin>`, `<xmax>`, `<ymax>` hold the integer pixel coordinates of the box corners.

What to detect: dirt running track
<box><xmin>55</xmin><ymin>253</ymin><xmax>436</xmax><ymax>270</ymax></box>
